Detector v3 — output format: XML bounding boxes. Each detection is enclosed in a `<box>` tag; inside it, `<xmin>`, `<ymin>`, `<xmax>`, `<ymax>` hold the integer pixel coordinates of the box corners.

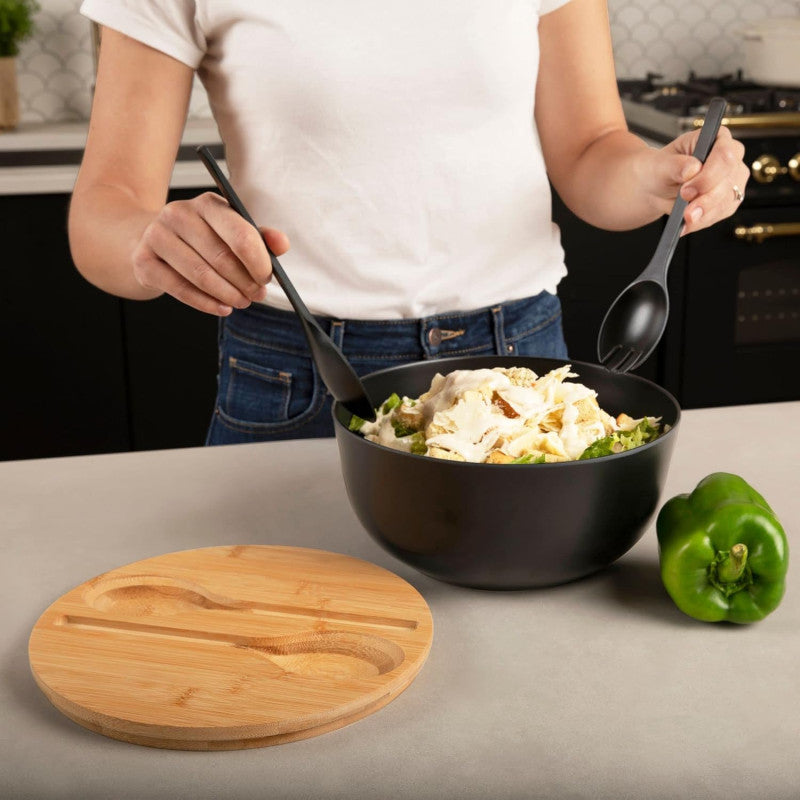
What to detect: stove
<box><xmin>620</xmin><ymin>71</ymin><xmax>800</xmax><ymax>138</ymax></box>
<box><xmin>615</xmin><ymin>72</ymin><xmax>800</xmax><ymax>408</ymax></box>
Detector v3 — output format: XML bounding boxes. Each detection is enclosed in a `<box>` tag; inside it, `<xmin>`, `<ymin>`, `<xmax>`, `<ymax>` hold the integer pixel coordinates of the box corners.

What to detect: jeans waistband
<box><xmin>224</xmin><ymin>292</ymin><xmax>562</xmax><ymax>360</ymax></box>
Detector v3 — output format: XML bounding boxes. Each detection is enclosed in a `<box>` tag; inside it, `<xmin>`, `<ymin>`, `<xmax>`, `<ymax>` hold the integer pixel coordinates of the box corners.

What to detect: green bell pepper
<box><xmin>656</xmin><ymin>472</ymin><xmax>789</xmax><ymax>624</ymax></box>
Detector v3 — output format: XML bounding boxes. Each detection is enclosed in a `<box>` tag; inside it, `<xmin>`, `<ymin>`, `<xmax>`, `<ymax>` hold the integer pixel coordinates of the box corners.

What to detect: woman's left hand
<box><xmin>657</xmin><ymin>125</ymin><xmax>750</xmax><ymax>236</ymax></box>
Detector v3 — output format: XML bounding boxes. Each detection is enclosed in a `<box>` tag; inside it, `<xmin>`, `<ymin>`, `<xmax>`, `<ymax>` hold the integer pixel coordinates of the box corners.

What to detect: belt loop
<box><xmin>329</xmin><ymin>318</ymin><xmax>345</xmax><ymax>350</ymax></box>
<box><xmin>491</xmin><ymin>304</ymin><xmax>508</xmax><ymax>355</ymax></box>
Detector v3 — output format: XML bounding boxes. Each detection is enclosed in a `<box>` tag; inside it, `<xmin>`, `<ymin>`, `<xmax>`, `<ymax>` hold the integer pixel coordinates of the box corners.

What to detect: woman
<box><xmin>69</xmin><ymin>1</ymin><xmax>749</xmax><ymax>444</ymax></box>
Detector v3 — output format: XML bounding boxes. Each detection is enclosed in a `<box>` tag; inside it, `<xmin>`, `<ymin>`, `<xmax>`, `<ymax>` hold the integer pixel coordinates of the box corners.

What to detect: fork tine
<box><xmin>602</xmin><ymin>345</ymin><xmax>641</xmax><ymax>373</ymax></box>
<box><xmin>623</xmin><ymin>350</ymin><xmax>647</xmax><ymax>373</ymax></box>
<box><xmin>615</xmin><ymin>348</ymin><xmax>641</xmax><ymax>373</ymax></box>
<box><xmin>600</xmin><ymin>344</ymin><xmax>628</xmax><ymax>371</ymax></box>
<box><xmin>599</xmin><ymin>343</ymin><xmax>624</xmax><ymax>367</ymax></box>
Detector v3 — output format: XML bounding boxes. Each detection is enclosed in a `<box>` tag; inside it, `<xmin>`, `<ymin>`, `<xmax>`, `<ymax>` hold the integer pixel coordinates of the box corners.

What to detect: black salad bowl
<box><xmin>333</xmin><ymin>356</ymin><xmax>681</xmax><ymax>589</ymax></box>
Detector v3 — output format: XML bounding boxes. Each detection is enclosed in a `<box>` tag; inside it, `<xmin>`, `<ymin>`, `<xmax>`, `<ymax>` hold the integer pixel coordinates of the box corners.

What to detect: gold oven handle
<box><xmin>733</xmin><ymin>222</ymin><xmax>800</xmax><ymax>243</ymax></box>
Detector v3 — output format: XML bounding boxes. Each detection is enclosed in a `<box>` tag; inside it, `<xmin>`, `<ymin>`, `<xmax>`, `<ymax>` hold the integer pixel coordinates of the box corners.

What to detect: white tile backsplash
<box><xmin>15</xmin><ymin>0</ymin><xmax>210</xmax><ymax>125</ymax></box>
<box><xmin>610</xmin><ymin>0</ymin><xmax>800</xmax><ymax>79</ymax></box>
<box><xmin>11</xmin><ymin>0</ymin><xmax>800</xmax><ymax>126</ymax></box>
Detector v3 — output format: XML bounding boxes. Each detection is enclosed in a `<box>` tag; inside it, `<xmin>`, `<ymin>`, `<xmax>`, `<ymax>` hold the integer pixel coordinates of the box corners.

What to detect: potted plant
<box><xmin>0</xmin><ymin>0</ymin><xmax>40</xmax><ymax>130</ymax></box>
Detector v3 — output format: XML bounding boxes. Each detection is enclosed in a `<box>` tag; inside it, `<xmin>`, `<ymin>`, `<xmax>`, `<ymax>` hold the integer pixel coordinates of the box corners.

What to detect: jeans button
<box><xmin>427</xmin><ymin>327</ymin><xmax>442</xmax><ymax>347</ymax></box>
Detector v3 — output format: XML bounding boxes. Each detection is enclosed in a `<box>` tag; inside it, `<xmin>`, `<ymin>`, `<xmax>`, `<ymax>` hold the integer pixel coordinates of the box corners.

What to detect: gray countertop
<box><xmin>2</xmin><ymin>401</ymin><xmax>799</xmax><ymax>800</ymax></box>
<box><xmin>0</xmin><ymin>118</ymin><xmax>222</xmax><ymax>195</ymax></box>
<box><xmin>0</xmin><ymin>119</ymin><xmax>662</xmax><ymax>196</ymax></box>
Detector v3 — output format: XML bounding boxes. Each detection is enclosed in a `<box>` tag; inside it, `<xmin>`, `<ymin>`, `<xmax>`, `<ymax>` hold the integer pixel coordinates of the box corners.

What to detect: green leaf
<box><xmin>579</xmin><ymin>419</ymin><xmax>661</xmax><ymax>460</ymax></box>
<box><xmin>510</xmin><ymin>453</ymin><xmax>546</xmax><ymax>464</ymax></box>
<box><xmin>381</xmin><ymin>393</ymin><xmax>402</xmax><ymax>414</ymax></box>
<box><xmin>391</xmin><ymin>418</ymin><xmax>417</xmax><ymax>438</ymax></box>
<box><xmin>409</xmin><ymin>432</ymin><xmax>427</xmax><ymax>455</ymax></box>
<box><xmin>348</xmin><ymin>414</ymin><xmax>365</xmax><ymax>432</ymax></box>
<box><xmin>578</xmin><ymin>436</ymin><xmax>618</xmax><ymax>460</ymax></box>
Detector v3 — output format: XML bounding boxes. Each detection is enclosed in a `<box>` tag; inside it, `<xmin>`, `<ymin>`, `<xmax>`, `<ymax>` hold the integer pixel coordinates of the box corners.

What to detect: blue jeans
<box><xmin>205</xmin><ymin>291</ymin><xmax>569</xmax><ymax>444</ymax></box>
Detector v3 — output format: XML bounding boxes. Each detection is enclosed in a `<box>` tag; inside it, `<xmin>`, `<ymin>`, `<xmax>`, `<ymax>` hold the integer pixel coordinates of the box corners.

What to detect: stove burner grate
<box><xmin>618</xmin><ymin>71</ymin><xmax>800</xmax><ymax>116</ymax></box>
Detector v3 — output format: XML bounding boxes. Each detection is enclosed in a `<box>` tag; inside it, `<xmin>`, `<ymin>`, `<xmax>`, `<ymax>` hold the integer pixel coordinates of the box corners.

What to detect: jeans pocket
<box><xmin>213</xmin><ymin>330</ymin><xmax>326</xmax><ymax>436</ymax></box>
<box><xmin>223</xmin><ymin>357</ymin><xmax>292</xmax><ymax>424</ymax></box>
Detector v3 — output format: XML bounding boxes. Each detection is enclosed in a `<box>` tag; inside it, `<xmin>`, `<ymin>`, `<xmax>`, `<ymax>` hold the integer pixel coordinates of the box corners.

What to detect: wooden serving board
<box><xmin>28</xmin><ymin>546</ymin><xmax>433</xmax><ymax>750</ymax></box>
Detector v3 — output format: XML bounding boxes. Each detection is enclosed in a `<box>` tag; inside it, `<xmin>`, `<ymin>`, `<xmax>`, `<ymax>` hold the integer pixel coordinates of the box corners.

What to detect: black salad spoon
<box><xmin>197</xmin><ymin>145</ymin><xmax>376</xmax><ymax>421</ymax></box>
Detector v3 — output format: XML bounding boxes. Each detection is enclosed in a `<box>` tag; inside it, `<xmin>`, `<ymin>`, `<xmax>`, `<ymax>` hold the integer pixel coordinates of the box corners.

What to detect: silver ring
<box><xmin>733</xmin><ymin>184</ymin><xmax>744</xmax><ymax>202</ymax></box>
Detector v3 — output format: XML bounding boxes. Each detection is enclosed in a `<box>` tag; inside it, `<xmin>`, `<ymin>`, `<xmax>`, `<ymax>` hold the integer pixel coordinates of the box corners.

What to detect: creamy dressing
<box><xmin>361</xmin><ymin>366</ymin><xmax>622</xmax><ymax>463</ymax></box>
<box><xmin>418</xmin><ymin>369</ymin><xmax>511</xmax><ymax>424</ymax></box>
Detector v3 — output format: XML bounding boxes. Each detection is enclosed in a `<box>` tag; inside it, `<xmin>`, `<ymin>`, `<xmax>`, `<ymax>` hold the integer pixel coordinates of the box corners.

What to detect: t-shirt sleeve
<box><xmin>80</xmin><ymin>0</ymin><xmax>206</xmax><ymax>69</ymax></box>
<box><xmin>539</xmin><ymin>0</ymin><xmax>574</xmax><ymax>15</ymax></box>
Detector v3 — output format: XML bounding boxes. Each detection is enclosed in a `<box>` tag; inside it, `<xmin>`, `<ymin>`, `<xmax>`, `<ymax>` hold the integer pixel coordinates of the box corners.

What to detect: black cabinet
<box><xmin>1</xmin><ymin>193</ymin><xmax>129</xmax><ymax>460</ymax></box>
<box><xmin>121</xmin><ymin>292</ymin><xmax>218</xmax><ymax>452</ymax></box>
<box><xmin>0</xmin><ymin>189</ymin><xmax>218</xmax><ymax>461</ymax></box>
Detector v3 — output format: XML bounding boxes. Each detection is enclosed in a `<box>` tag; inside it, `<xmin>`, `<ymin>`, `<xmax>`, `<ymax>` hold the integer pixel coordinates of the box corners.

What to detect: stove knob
<box><xmin>751</xmin><ymin>154</ymin><xmax>787</xmax><ymax>184</ymax></box>
<box><xmin>789</xmin><ymin>154</ymin><xmax>800</xmax><ymax>182</ymax></box>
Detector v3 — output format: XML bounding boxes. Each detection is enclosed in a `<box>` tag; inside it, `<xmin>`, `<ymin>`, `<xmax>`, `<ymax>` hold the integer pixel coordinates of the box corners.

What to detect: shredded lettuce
<box><xmin>348</xmin><ymin>414</ymin><xmax>366</xmax><ymax>432</ymax></box>
<box><xmin>408</xmin><ymin>431</ymin><xmax>427</xmax><ymax>455</ymax></box>
<box><xmin>511</xmin><ymin>453</ymin><xmax>547</xmax><ymax>464</ymax></box>
<box><xmin>381</xmin><ymin>393</ymin><xmax>402</xmax><ymax>414</ymax></box>
<box><xmin>391</xmin><ymin>419</ymin><xmax>417</xmax><ymax>438</ymax></box>
<box><xmin>579</xmin><ymin>418</ymin><xmax>661</xmax><ymax>460</ymax></box>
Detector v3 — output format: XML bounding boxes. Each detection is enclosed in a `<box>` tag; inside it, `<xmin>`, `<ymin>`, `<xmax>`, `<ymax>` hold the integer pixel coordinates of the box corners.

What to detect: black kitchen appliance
<box><xmin>617</xmin><ymin>71</ymin><xmax>800</xmax><ymax>408</ymax></box>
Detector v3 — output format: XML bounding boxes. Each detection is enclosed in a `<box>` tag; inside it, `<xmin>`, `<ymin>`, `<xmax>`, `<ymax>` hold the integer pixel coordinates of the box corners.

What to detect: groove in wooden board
<box><xmin>83</xmin><ymin>574</ymin><xmax>419</xmax><ymax>630</ymax></box>
<box><xmin>57</xmin><ymin>613</ymin><xmax>405</xmax><ymax>676</ymax></box>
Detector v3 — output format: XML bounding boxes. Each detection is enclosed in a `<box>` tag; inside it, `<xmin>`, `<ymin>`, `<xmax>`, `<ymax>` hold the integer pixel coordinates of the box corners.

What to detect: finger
<box><xmin>680</xmin><ymin>160</ymin><xmax>751</xmax><ymax>235</ymax></box>
<box><xmin>260</xmin><ymin>226</ymin><xmax>290</xmax><ymax>256</ymax></box>
<box><xmin>680</xmin><ymin>129</ymin><xmax>745</xmax><ymax>201</ymax></box>
<box><xmin>196</xmin><ymin>192</ymin><xmax>275</xmax><ymax>287</ymax></box>
<box><xmin>143</xmin><ymin>212</ymin><xmax>258</xmax><ymax>308</ymax></box>
<box><xmin>677</xmin><ymin>129</ymin><xmax>747</xmax><ymax>235</ymax></box>
<box><xmin>132</xmin><ymin>248</ymin><xmax>235</xmax><ymax>316</ymax></box>
<box><xmin>168</xmin><ymin>199</ymin><xmax>268</xmax><ymax>301</ymax></box>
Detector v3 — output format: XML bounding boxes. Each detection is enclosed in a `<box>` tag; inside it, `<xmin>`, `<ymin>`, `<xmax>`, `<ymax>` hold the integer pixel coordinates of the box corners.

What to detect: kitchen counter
<box><xmin>0</xmin><ymin>118</ymin><xmax>222</xmax><ymax>194</ymax></box>
<box><xmin>0</xmin><ymin>118</ymin><xmax>663</xmax><ymax>196</ymax></box>
<box><xmin>2</xmin><ymin>401</ymin><xmax>798</xmax><ymax>800</ymax></box>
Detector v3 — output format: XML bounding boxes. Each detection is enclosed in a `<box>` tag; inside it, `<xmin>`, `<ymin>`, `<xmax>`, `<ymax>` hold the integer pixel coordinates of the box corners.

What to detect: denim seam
<box><xmin>505</xmin><ymin>310</ymin><xmax>562</xmax><ymax>343</ymax></box>
<box><xmin>437</xmin><ymin>342</ymin><xmax>501</xmax><ymax>356</ymax></box>
<box><xmin>347</xmin><ymin>351</ymin><xmax>424</xmax><ymax>361</ymax></box>
<box><xmin>228</xmin><ymin>357</ymin><xmax>291</xmax><ymax>385</ymax></box>
<box><xmin>225</xmin><ymin>326</ymin><xmax>309</xmax><ymax>358</ymax></box>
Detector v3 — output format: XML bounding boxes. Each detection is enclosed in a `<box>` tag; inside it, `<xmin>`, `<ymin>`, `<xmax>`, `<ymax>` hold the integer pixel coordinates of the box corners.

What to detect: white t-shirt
<box><xmin>81</xmin><ymin>0</ymin><xmax>573</xmax><ymax>319</ymax></box>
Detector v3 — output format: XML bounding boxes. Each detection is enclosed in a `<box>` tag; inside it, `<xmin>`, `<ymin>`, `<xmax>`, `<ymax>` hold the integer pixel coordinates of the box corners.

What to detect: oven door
<box><xmin>665</xmin><ymin>205</ymin><xmax>800</xmax><ymax>408</ymax></box>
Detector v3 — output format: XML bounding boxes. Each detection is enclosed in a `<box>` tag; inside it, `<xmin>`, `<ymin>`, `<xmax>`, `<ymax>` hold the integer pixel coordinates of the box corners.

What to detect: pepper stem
<box><xmin>717</xmin><ymin>543</ymin><xmax>748</xmax><ymax>583</ymax></box>
<box><xmin>709</xmin><ymin>543</ymin><xmax>753</xmax><ymax>597</ymax></box>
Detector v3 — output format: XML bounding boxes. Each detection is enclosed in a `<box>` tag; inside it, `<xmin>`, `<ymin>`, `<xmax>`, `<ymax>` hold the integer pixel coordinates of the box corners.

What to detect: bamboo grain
<box><xmin>28</xmin><ymin>545</ymin><xmax>433</xmax><ymax>749</ymax></box>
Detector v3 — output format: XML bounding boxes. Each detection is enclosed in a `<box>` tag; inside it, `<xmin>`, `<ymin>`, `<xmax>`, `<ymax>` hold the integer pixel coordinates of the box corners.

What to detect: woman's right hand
<box><xmin>132</xmin><ymin>191</ymin><xmax>290</xmax><ymax>316</ymax></box>
<box><xmin>69</xmin><ymin>29</ymin><xmax>291</xmax><ymax>313</ymax></box>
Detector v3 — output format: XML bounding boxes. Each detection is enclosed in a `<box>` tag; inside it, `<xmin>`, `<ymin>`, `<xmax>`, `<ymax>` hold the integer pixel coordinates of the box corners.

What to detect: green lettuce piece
<box><xmin>408</xmin><ymin>431</ymin><xmax>427</xmax><ymax>455</ymax></box>
<box><xmin>391</xmin><ymin>418</ymin><xmax>418</xmax><ymax>438</ymax></box>
<box><xmin>348</xmin><ymin>414</ymin><xmax>366</xmax><ymax>432</ymax></box>
<box><xmin>381</xmin><ymin>393</ymin><xmax>402</xmax><ymax>414</ymax></box>
<box><xmin>511</xmin><ymin>453</ymin><xmax>547</xmax><ymax>464</ymax></box>
<box><xmin>579</xmin><ymin>418</ymin><xmax>661</xmax><ymax>460</ymax></box>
